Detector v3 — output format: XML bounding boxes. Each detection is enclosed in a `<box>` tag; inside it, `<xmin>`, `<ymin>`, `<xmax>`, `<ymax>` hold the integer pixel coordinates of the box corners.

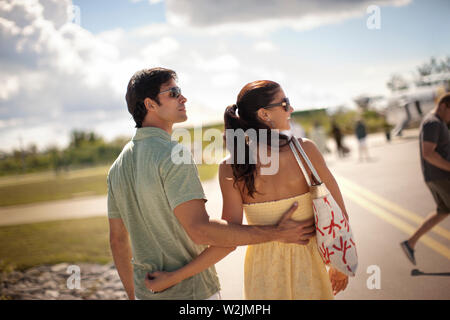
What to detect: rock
<box><xmin>19</xmin><ymin>286</ymin><xmax>43</xmax><ymax>293</ymax></box>
<box><xmin>7</xmin><ymin>271</ymin><xmax>23</xmax><ymax>282</ymax></box>
<box><xmin>113</xmin><ymin>291</ymin><xmax>126</xmax><ymax>299</ymax></box>
<box><xmin>50</xmin><ymin>263</ymin><xmax>69</xmax><ymax>273</ymax></box>
<box><xmin>58</xmin><ymin>294</ymin><xmax>77</xmax><ymax>300</ymax></box>
<box><xmin>38</xmin><ymin>272</ymin><xmax>52</xmax><ymax>281</ymax></box>
<box><xmin>1</xmin><ymin>263</ymin><xmax>127</xmax><ymax>300</ymax></box>
<box><xmin>102</xmin><ymin>269</ymin><xmax>118</xmax><ymax>280</ymax></box>
<box><xmin>23</xmin><ymin>268</ymin><xmax>37</xmax><ymax>276</ymax></box>
<box><xmin>45</xmin><ymin>290</ymin><xmax>60</xmax><ymax>299</ymax></box>
<box><xmin>81</xmin><ymin>265</ymin><xmax>105</xmax><ymax>275</ymax></box>
<box><xmin>103</xmin><ymin>282</ymin><xmax>122</xmax><ymax>291</ymax></box>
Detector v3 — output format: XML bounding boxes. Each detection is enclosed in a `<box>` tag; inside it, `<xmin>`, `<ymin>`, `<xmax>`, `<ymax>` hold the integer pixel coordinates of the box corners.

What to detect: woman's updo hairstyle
<box><xmin>223</xmin><ymin>80</ymin><xmax>291</xmax><ymax>198</ymax></box>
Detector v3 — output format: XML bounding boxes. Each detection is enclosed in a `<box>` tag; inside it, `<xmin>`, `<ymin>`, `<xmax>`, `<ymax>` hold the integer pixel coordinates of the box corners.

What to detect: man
<box><xmin>355</xmin><ymin>118</ymin><xmax>370</xmax><ymax>162</ymax></box>
<box><xmin>400</xmin><ymin>93</ymin><xmax>450</xmax><ymax>265</ymax></box>
<box><xmin>108</xmin><ymin>67</ymin><xmax>316</xmax><ymax>300</ymax></box>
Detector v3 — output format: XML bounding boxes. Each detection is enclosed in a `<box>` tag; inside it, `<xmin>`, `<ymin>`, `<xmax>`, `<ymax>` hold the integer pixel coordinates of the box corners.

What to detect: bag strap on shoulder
<box><xmin>289</xmin><ymin>140</ymin><xmax>311</xmax><ymax>186</ymax></box>
<box><xmin>289</xmin><ymin>138</ymin><xmax>323</xmax><ymax>186</ymax></box>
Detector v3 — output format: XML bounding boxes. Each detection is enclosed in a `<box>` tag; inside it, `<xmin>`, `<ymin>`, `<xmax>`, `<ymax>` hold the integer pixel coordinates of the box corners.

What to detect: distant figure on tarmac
<box><xmin>382</xmin><ymin>113</ymin><xmax>392</xmax><ymax>143</ymax></box>
<box><xmin>331</xmin><ymin>121</ymin><xmax>348</xmax><ymax>158</ymax></box>
<box><xmin>354</xmin><ymin>118</ymin><xmax>370</xmax><ymax>162</ymax></box>
<box><xmin>400</xmin><ymin>93</ymin><xmax>450</xmax><ymax>265</ymax></box>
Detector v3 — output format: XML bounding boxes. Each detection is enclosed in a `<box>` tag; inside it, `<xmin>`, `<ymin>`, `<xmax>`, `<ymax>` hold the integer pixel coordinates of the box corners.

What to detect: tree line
<box><xmin>0</xmin><ymin>131</ymin><xmax>129</xmax><ymax>176</ymax></box>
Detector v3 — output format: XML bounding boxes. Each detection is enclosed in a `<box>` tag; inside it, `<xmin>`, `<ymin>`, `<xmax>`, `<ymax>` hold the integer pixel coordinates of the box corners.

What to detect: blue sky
<box><xmin>72</xmin><ymin>0</ymin><xmax>166</xmax><ymax>32</ymax></box>
<box><xmin>0</xmin><ymin>0</ymin><xmax>449</xmax><ymax>151</ymax></box>
<box><xmin>73</xmin><ymin>0</ymin><xmax>450</xmax><ymax>62</ymax></box>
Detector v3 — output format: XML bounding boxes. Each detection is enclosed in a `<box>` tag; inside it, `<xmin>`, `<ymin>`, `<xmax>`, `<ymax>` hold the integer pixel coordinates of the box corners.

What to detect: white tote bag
<box><xmin>289</xmin><ymin>138</ymin><xmax>358</xmax><ymax>277</ymax></box>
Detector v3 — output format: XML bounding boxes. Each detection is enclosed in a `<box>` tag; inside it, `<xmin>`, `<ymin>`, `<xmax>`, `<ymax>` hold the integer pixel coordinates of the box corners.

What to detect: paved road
<box><xmin>1</xmin><ymin>128</ymin><xmax>449</xmax><ymax>299</ymax></box>
<box><xmin>215</xmin><ymin>129</ymin><xmax>450</xmax><ymax>300</ymax></box>
<box><xmin>328</xmin><ymin>132</ymin><xmax>450</xmax><ymax>300</ymax></box>
<box><xmin>0</xmin><ymin>195</ymin><xmax>107</xmax><ymax>226</ymax></box>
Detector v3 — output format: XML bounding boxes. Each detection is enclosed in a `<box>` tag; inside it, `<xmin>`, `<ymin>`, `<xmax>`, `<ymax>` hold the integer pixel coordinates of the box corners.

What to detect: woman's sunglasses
<box><xmin>158</xmin><ymin>86</ymin><xmax>182</xmax><ymax>99</ymax></box>
<box><xmin>262</xmin><ymin>97</ymin><xmax>291</xmax><ymax>112</ymax></box>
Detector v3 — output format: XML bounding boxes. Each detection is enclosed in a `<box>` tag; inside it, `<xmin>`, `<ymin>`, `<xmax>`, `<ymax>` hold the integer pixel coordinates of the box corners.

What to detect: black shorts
<box><xmin>426</xmin><ymin>179</ymin><xmax>450</xmax><ymax>214</ymax></box>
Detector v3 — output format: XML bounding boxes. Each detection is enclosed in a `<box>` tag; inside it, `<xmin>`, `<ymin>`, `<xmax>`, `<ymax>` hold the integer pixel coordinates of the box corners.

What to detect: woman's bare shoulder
<box><xmin>297</xmin><ymin>137</ymin><xmax>319</xmax><ymax>153</ymax></box>
<box><xmin>219</xmin><ymin>157</ymin><xmax>234</xmax><ymax>178</ymax></box>
<box><xmin>297</xmin><ymin>137</ymin><xmax>325</xmax><ymax>165</ymax></box>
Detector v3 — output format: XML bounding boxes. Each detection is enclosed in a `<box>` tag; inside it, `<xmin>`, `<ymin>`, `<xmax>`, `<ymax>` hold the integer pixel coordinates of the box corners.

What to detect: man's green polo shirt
<box><xmin>107</xmin><ymin>127</ymin><xmax>220</xmax><ymax>300</ymax></box>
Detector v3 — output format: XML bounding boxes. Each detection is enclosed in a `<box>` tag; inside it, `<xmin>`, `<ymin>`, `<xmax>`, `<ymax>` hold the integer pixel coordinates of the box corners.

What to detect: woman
<box><xmin>145</xmin><ymin>80</ymin><xmax>349</xmax><ymax>299</ymax></box>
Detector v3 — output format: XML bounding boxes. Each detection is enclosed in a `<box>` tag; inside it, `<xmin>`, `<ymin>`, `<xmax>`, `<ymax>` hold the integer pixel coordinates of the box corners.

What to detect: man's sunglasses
<box><xmin>262</xmin><ymin>97</ymin><xmax>291</xmax><ymax>112</ymax></box>
<box><xmin>158</xmin><ymin>86</ymin><xmax>182</xmax><ymax>98</ymax></box>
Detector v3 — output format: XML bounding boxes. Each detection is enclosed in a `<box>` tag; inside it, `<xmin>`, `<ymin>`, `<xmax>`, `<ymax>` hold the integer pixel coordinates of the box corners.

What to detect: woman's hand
<box><xmin>144</xmin><ymin>271</ymin><xmax>178</xmax><ymax>293</ymax></box>
<box><xmin>328</xmin><ymin>267</ymin><xmax>349</xmax><ymax>295</ymax></box>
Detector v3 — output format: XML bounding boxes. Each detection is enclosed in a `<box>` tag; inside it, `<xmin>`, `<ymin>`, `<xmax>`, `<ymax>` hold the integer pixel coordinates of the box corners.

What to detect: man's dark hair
<box><xmin>125</xmin><ymin>67</ymin><xmax>177</xmax><ymax>128</ymax></box>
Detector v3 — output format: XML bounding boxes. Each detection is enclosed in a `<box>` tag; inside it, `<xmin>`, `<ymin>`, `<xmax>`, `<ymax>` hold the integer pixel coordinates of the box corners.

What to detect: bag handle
<box><xmin>289</xmin><ymin>141</ymin><xmax>312</xmax><ymax>187</ymax></box>
<box><xmin>289</xmin><ymin>138</ymin><xmax>323</xmax><ymax>186</ymax></box>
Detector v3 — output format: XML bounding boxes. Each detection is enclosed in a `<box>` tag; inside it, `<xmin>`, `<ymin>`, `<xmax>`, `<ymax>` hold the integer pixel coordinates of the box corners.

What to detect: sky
<box><xmin>0</xmin><ymin>0</ymin><xmax>449</xmax><ymax>152</ymax></box>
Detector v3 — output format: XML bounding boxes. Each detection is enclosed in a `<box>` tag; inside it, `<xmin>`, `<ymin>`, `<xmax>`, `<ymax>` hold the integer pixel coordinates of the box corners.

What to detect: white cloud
<box><xmin>129</xmin><ymin>0</ymin><xmax>163</xmax><ymax>4</ymax></box>
<box><xmin>253</xmin><ymin>41</ymin><xmax>278</xmax><ymax>52</ymax></box>
<box><xmin>211</xmin><ymin>72</ymin><xmax>238</xmax><ymax>88</ymax></box>
<box><xmin>0</xmin><ymin>0</ymin><xmax>427</xmax><ymax>153</ymax></box>
<box><xmin>0</xmin><ymin>0</ymin><xmax>156</xmax><ymax>151</ymax></box>
<box><xmin>196</xmin><ymin>54</ymin><xmax>240</xmax><ymax>72</ymax></box>
<box><xmin>165</xmin><ymin>0</ymin><xmax>411</xmax><ymax>33</ymax></box>
<box><xmin>0</xmin><ymin>76</ymin><xmax>19</xmax><ymax>100</ymax></box>
<box><xmin>141</xmin><ymin>36</ymin><xmax>180</xmax><ymax>59</ymax></box>
<box><xmin>130</xmin><ymin>0</ymin><xmax>412</xmax><ymax>38</ymax></box>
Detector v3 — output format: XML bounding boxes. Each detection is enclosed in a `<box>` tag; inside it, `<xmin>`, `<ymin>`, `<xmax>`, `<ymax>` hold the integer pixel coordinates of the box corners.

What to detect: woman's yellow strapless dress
<box><xmin>243</xmin><ymin>192</ymin><xmax>334</xmax><ymax>300</ymax></box>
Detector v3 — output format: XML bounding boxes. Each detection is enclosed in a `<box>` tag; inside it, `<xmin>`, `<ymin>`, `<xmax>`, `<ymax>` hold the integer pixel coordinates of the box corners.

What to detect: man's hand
<box><xmin>145</xmin><ymin>271</ymin><xmax>177</xmax><ymax>293</ymax></box>
<box><xmin>329</xmin><ymin>267</ymin><xmax>349</xmax><ymax>295</ymax></box>
<box><xmin>276</xmin><ymin>202</ymin><xmax>316</xmax><ymax>245</ymax></box>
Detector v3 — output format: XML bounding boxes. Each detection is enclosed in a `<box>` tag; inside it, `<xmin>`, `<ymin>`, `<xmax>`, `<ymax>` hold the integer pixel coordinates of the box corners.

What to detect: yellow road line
<box><xmin>340</xmin><ymin>185</ymin><xmax>450</xmax><ymax>260</ymax></box>
<box><xmin>336</xmin><ymin>174</ymin><xmax>450</xmax><ymax>241</ymax></box>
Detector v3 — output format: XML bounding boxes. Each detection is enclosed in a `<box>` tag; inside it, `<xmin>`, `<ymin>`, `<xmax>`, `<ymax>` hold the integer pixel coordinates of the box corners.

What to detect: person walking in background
<box><xmin>355</xmin><ymin>118</ymin><xmax>370</xmax><ymax>162</ymax></box>
<box><xmin>382</xmin><ymin>112</ymin><xmax>393</xmax><ymax>143</ymax></box>
<box><xmin>145</xmin><ymin>80</ymin><xmax>350</xmax><ymax>299</ymax></box>
<box><xmin>400</xmin><ymin>93</ymin><xmax>450</xmax><ymax>265</ymax></box>
<box><xmin>331</xmin><ymin>121</ymin><xmax>348</xmax><ymax>158</ymax></box>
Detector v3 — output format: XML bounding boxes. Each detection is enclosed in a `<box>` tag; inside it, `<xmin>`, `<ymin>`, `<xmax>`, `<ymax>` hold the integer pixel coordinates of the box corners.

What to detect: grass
<box><xmin>0</xmin><ymin>216</ymin><xmax>112</xmax><ymax>272</ymax></box>
<box><xmin>0</xmin><ymin>166</ymin><xmax>220</xmax><ymax>272</ymax></box>
<box><xmin>0</xmin><ymin>164</ymin><xmax>219</xmax><ymax>207</ymax></box>
<box><xmin>0</xmin><ymin>164</ymin><xmax>219</xmax><ymax>271</ymax></box>
<box><xmin>0</xmin><ymin>173</ymin><xmax>108</xmax><ymax>207</ymax></box>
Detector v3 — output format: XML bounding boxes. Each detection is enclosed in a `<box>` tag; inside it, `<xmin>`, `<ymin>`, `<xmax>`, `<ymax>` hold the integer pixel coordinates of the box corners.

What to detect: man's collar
<box><xmin>132</xmin><ymin>127</ymin><xmax>171</xmax><ymax>141</ymax></box>
<box><xmin>433</xmin><ymin>111</ymin><xmax>443</xmax><ymax>122</ymax></box>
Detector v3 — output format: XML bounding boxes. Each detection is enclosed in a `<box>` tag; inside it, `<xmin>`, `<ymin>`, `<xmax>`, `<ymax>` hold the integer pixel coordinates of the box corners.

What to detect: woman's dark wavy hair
<box><xmin>125</xmin><ymin>67</ymin><xmax>177</xmax><ymax>128</ymax></box>
<box><xmin>224</xmin><ymin>80</ymin><xmax>291</xmax><ymax>198</ymax></box>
